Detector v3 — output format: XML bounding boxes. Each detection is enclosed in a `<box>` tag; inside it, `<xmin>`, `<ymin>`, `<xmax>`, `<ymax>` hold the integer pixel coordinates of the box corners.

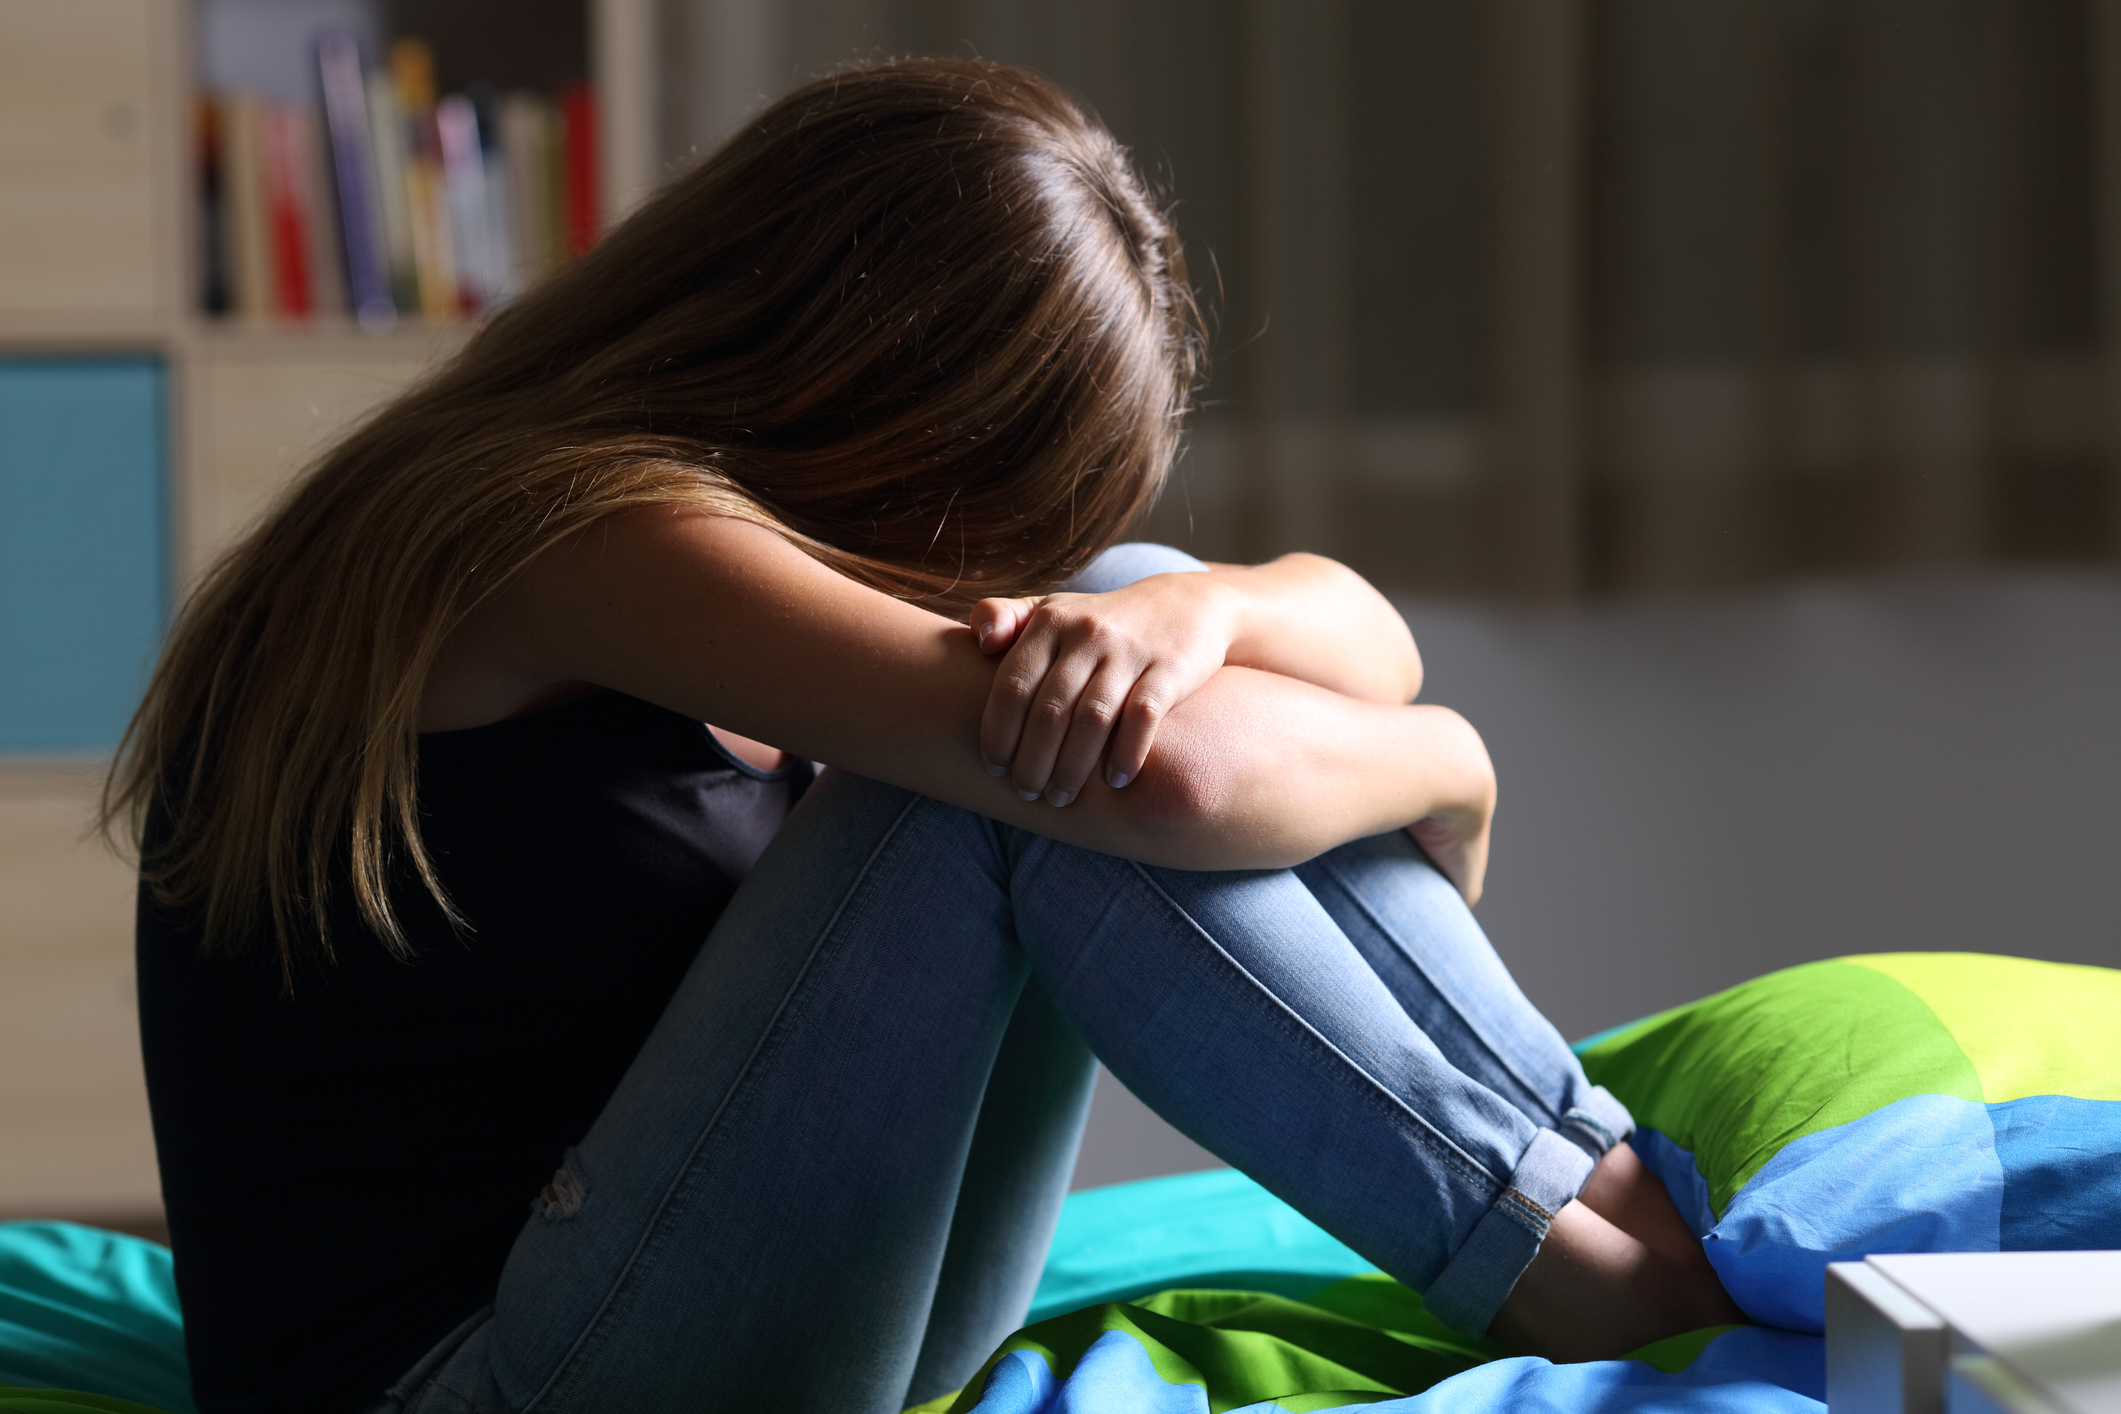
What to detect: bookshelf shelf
<box><xmin>0</xmin><ymin>316</ymin><xmax>174</xmax><ymax>349</ymax></box>
<box><xmin>183</xmin><ymin>320</ymin><xmax>471</xmax><ymax>354</ymax></box>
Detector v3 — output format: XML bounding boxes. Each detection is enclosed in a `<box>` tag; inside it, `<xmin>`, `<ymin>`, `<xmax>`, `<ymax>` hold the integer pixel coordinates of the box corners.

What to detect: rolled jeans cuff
<box><xmin>1558</xmin><ymin>1084</ymin><xmax>1635</xmax><ymax>1161</ymax></box>
<box><xmin>1420</xmin><ymin>1126</ymin><xmax>1597</xmax><ymax>1337</ymax></box>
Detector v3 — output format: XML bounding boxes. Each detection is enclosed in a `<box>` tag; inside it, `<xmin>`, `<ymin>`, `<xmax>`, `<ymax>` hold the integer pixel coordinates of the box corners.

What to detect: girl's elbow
<box><xmin>1117</xmin><ymin>757</ymin><xmax>1248</xmax><ymax>869</ymax></box>
<box><xmin>1400</xmin><ymin>636</ymin><xmax>1424</xmax><ymax>702</ymax></box>
<box><xmin>1118</xmin><ymin>758</ymin><xmax>1322</xmax><ymax>872</ymax></box>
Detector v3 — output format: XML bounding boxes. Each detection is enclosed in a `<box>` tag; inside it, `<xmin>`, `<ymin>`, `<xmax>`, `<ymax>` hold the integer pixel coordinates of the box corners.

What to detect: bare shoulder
<box><xmin>418</xmin><ymin>509</ymin><xmax>828</xmax><ymax>734</ymax></box>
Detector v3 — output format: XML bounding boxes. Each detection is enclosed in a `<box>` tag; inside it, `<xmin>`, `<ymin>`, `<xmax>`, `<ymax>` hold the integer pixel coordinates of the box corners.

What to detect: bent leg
<box><xmin>1284</xmin><ymin>837</ymin><xmax>1745</xmax><ymax>1354</ymax></box>
<box><xmin>1293</xmin><ymin>831</ymin><xmax>1633</xmax><ymax>1158</ymax></box>
<box><xmin>407</xmin><ymin>773</ymin><xmax>1041</xmax><ymax>1414</ymax></box>
<box><xmin>904</xmin><ymin>981</ymin><xmax>1095</xmax><ymax>1405</ymax></box>
<box><xmin>1006</xmin><ymin>839</ymin><xmax>1600</xmax><ymax>1336</ymax></box>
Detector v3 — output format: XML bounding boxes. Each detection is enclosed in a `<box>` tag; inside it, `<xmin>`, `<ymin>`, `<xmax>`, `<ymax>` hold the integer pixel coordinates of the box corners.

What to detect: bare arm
<box><xmin>423</xmin><ymin>510</ymin><xmax>1495</xmax><ymax>890</ymax></box>
<box><xmin>1207</xmin><ymin>554</ymin><xmax>1423</xmax><ymax>703</ymax></box>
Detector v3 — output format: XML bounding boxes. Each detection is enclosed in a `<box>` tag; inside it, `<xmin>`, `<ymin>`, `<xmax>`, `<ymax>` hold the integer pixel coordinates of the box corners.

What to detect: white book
<box><xmin>481</xmin><ymin>149</ymin><xmax>519</xmax><ymax>303</ymax></box>
<box><xmin>435</xmin><ymin>94</ymin><xmax>493</xmax><ymax>309</ymax></box>
<box><xmin>500</xmin><ymin>94</ymin><xmax>555</xmax><ymax>285</ymax></box>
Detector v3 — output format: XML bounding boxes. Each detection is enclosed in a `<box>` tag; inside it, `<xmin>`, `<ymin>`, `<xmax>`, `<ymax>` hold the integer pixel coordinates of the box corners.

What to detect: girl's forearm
<box><xmin>1209</xmin><ymin>554</ymin><xmax>1424</xmax><ymax>704</ymax></box>
<box><xmin>1111</xmin><ymin>666</ymin><xmax>1494</xmax><ymax>873</ymax></box>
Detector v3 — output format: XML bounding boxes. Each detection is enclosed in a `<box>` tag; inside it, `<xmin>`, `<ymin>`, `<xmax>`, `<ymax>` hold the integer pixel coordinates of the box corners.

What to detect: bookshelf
<box><xmin>0</xmin><ymin>0</ymin><xmax>663</xmax><ymax>1229</ymax></box>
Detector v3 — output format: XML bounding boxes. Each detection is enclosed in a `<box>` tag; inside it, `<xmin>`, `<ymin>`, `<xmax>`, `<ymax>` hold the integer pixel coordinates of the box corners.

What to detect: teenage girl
<box><xmin>111</xmin><ymin>58</ymin><xmax>1738</xmax><ymax>1414</ymax></box>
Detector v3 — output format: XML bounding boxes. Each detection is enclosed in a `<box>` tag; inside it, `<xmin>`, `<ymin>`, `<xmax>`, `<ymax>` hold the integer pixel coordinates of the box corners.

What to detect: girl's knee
<box><xmin>1064</xmin><ymin>543</ymin><xmax>1209</xmax><ymax>594</ymax></box>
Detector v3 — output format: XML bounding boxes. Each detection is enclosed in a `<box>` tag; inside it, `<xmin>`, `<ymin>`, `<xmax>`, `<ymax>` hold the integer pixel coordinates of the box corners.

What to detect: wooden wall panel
<box><xmin>0</xmin><ymin>0</ymin><xmax>165</xmax><ymax>322</ymax></box>
<box><xmin>0</xmin><ymin>766</ymin><xmax>157</xmax><ymax>1219</ymax></box>
<box><xmin>182</xmin><ymin>333</ymin><xmax>457</xmax><ymax>578</ymax></box>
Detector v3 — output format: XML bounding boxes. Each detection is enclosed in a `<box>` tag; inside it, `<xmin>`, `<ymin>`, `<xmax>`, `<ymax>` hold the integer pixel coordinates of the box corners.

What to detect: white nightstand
<box><xmin>1827</xmin><ymin>1252</ymin><xmax>2121</xmax><ymax>1414</ymax></box>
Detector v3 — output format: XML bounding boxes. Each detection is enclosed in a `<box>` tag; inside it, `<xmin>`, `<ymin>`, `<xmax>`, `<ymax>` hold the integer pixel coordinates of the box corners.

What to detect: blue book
<box><xmin>317</xmin><ymin>30</ymin><xmax>395</xmax><ymax>329</ymax></box>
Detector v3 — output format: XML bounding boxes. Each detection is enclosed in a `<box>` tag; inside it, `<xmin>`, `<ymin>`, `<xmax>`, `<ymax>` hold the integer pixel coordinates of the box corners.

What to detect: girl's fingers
<box><xmin>979</xmin><ymin>590</ymin><xmax>1222</xmax><ymax>801</ymax></box>
<box><xmin>979</xmin><ymin>619</ymin><xmax>1058</xmax><ymax>774</ymax></box>
<box><xmin>1007</xmin><ymin>644</ymin><xmax>1101</xmax><ymax>802</ymax></box>
<box><xmin>1041</xmin><ymin>663</ymin><xmax>1136</xmax><ymax>806</ymax></box>
<box><xmin>970</xmin><ymin>596</ymin><xmax>1039</xmax><ymax>657</ymax></box>
<box><xmin>1104</xmin><ymin>665</ymin><xmax>1177</xmax><ymax>790</ymax></box>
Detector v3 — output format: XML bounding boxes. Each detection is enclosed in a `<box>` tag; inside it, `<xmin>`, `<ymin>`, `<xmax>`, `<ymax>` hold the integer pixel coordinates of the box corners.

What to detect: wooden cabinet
<box><xmin>0</xmin><ymin>765</ymin><xmax>156</xmax><ymax>1219</ymax></box>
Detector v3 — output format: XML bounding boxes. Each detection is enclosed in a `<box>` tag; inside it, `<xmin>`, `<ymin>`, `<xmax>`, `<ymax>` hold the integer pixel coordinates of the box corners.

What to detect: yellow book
<box><xmin>391</xmin><ymin>38</ymin><xmax>456</xmax><ymax>322</ymax></box>
<box><xmin>220</xmin><ymin>93</ymin><xmax>271</xmax><ymax>322</ymax></box>
<box><xmin>405</xmin><ymin>162</ymin><xmax>455</xmax><ymax>322</ymax></box>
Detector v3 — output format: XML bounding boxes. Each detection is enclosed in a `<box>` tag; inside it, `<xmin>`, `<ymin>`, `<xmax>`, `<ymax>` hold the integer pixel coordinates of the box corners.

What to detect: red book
<box><xmin>562</xmin><ymin>81</ymin><xmax>598</xmax><ymax>258</ymax></box>
<box><xmin>261</xmin><ymin>103</ymin><xmax>314</xmax><ymax>318</ymax></box>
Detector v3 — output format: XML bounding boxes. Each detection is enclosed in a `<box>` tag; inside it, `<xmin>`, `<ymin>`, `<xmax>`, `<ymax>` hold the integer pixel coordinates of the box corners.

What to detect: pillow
<box><xmin>1577</xmin><ymin>953</ymin><xmax>2121</xmax><ymax>1332</ymax></box>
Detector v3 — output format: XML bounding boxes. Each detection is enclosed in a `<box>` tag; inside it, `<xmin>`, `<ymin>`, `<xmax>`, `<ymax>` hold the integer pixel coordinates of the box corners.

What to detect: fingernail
<box><xmin>978</xmin><ymin>622</ymin><xmax>993</xmax><ymax>642</ymax></box>
<box><xmin>1109</xmin><ymin>771</ymin><xmax>1130</xmax><ymax>789</ymax></box>
<box><xmin>1016</xmin><ymin>788</ymin><xmax>1042</xmax><ymax>802</ymax></box>
<box><xmin>1048</xmin><ymin>789</ymin><xmax>1073</xmax><ymax>808</ymax></box>
<box><xmin>986</xmin><ymin>762</ymin><xmax>1008</xmax><ymax>777</ymax></box>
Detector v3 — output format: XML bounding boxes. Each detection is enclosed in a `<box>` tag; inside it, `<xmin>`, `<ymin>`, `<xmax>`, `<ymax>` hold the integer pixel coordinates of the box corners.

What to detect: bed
<box><xmin>5</xmin><ymin>952</ymin><xmax>2115</xmax><ymax>1414</ymax></box>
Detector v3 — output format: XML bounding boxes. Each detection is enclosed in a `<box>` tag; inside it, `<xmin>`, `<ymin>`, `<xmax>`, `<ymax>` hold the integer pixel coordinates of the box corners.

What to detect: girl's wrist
<box><xmin>1212</xmin><ymin>571</ymin><xmax>1270</xmax><ymax>672</ymax></box>
<box><xmin>1406</xmin><ymin>704</ymin><xmax>1497</xmax><ymax>817</ymax></box>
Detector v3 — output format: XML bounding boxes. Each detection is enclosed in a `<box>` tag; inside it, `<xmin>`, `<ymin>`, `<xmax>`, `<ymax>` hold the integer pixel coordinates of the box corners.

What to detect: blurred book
<box><xmin>259</xmin><ymin>101</ymin><xmax>314</xmax><ymax>318</ymax></box>
<box><xmin>218</xmin><ymin>93</ymin><xmax>271</xmax><ymax>321</ymax></box>
<box><xmin>500</xmin><ymin>93</ymin><xmax>558</xmax><ymax>290</ymax></box>
<box><xmin>317</xmin><ymin>30</ymin><xmax>393</xmax><ymax>331</ymax></box>
<box><xmin>562</xmin><ymin>81</ymin><xmax>598</xmax><ymax>261</ymax></box>
<box><xmin>471</xmin><ymin>88</ymin><xmax>521</xmax><ymax>305</ymax></box>
<box><xmin>297</xmin><ymin>103</ymin><xmax>347</xmax><ymax>320</ymax></box>
<box><xmin>195</xmin><ymin>97</ymin><xmax>231</xmax><ymax>316</ymax></box>
<box><xmin>196</xmin><ymin>17</ymin><xmax>597</xmax><ymax>327</ymax></box>
<box><xmin>392</xmin><ymin>37</ymin><xmax>457</xmax><ymax>322</ymax></box>
<box><xmin>437</xmin><ymin>93</ymin><xmax>499</xmax><ymax>310</ymax></box>
<box><xmin>365</xmin><ymin>67</ymin><xmax>417</xmax><ymax>312</ymax></box>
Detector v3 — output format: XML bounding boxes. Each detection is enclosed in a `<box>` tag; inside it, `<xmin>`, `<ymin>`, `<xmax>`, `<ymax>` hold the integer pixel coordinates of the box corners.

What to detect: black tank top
<box><xmin>136</xmin><ymin>692</ymin><xmax>811</xmax><ymax>1414</ymax></box>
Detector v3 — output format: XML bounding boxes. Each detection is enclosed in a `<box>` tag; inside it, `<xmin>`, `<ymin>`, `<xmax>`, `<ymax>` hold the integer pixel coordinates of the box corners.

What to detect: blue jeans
<box><xmin>383</xmin><ymin>546</ymin><xmax>1632</xmax><ymax>1414</ymax></box>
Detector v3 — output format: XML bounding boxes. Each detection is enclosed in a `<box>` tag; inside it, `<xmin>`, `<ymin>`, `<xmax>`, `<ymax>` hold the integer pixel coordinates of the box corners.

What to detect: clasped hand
<box><xmin>970</xmin><ymin>572</ymin><xmax>1240</xmax><ymax>807</ymax></box>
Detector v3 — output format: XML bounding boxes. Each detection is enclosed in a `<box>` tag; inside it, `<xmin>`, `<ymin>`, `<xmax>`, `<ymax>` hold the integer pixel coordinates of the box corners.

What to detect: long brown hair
<box><xmin>105</xmin><ymin>58</ymin><xmax>1202</xmax><ymax>982</ymax></box>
